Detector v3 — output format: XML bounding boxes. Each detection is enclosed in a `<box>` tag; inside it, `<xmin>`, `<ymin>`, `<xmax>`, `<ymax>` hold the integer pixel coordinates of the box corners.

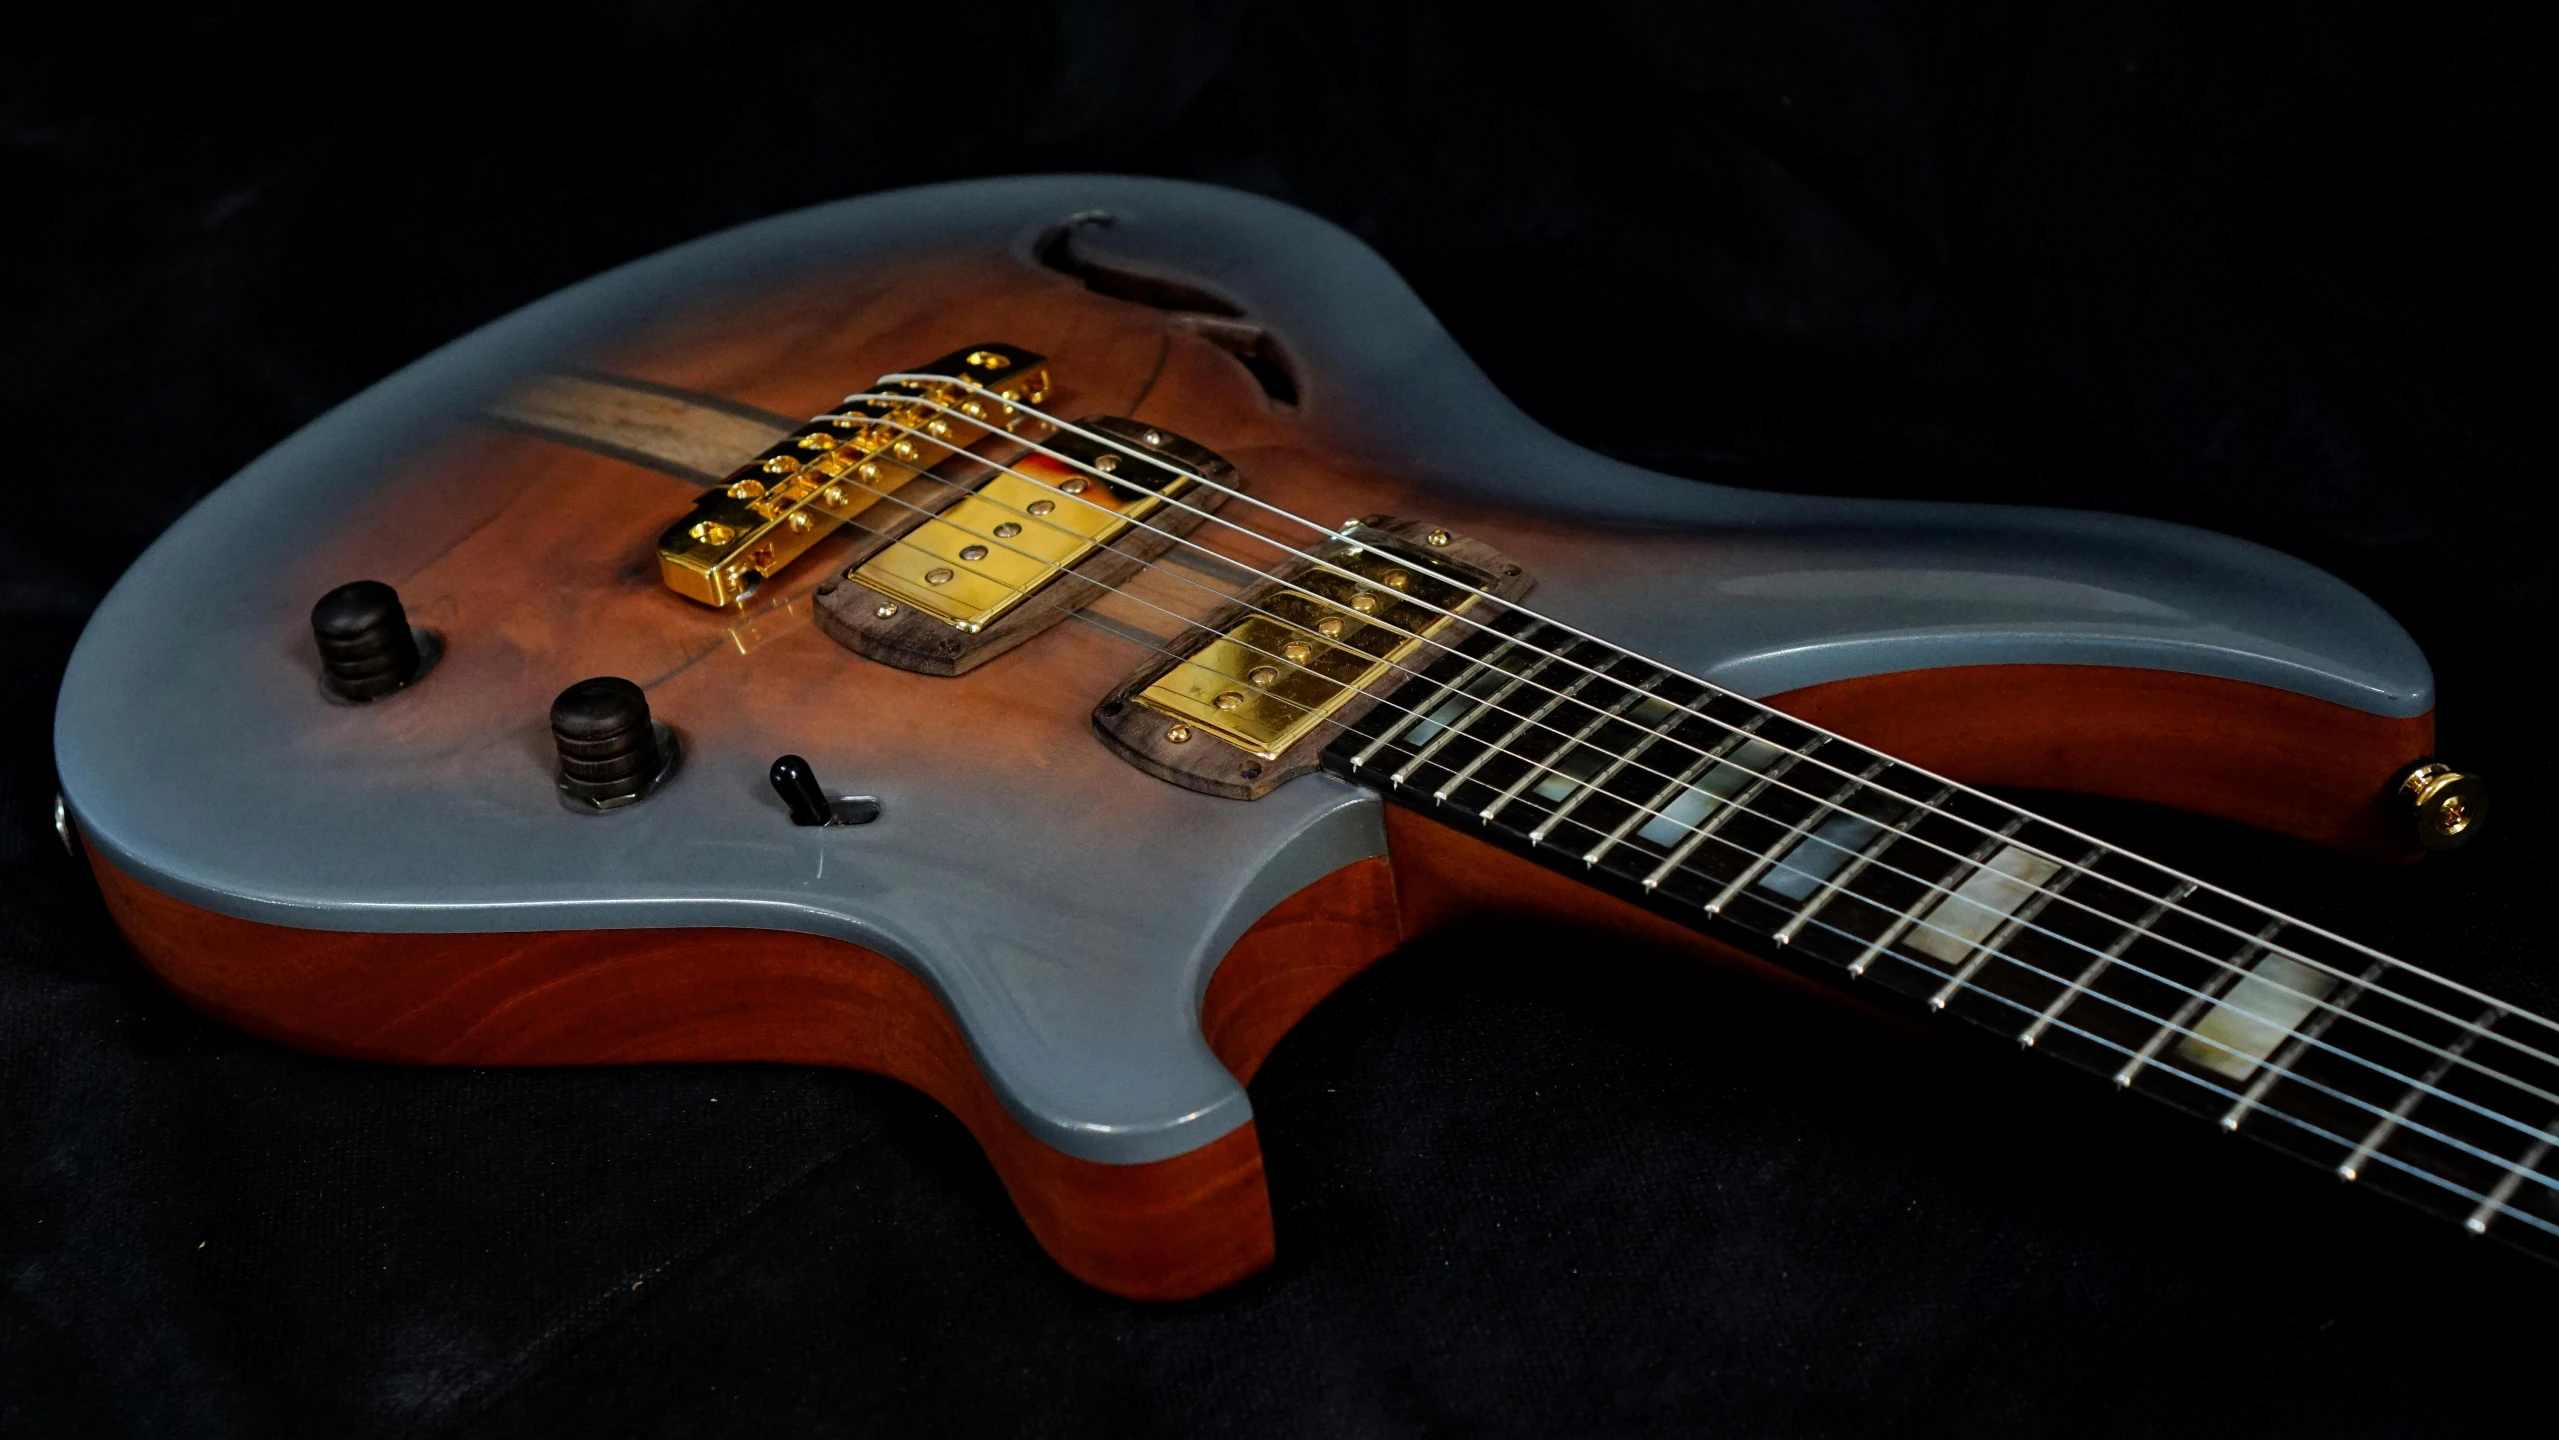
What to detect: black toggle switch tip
<box><xmin>770</xmin><ymin>754</ymin><xmax>836</xmax><ymax>826</ymax></box>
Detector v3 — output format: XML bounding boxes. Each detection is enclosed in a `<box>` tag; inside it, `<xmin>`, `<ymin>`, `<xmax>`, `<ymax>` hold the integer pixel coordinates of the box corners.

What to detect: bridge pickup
<box><xmin>816</xmin><ymin>418</ymin><xmax>1242</xmax><ymax>676</ymax></box>
<box><xmin>1094</xmin><ymin>518</ymin><xmax>1534</xmax><ymax>800</ymax></box>
<box><xmin>654</xmin><ymin>344</ymin><xmax>1052</xmax><ymax>607</ymax></box>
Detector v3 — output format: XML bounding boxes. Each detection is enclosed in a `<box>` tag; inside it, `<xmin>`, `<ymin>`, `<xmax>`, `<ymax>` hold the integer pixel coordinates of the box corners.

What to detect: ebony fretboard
<box><xmin>1320</xmin><ymin>611</ymin><xmax>2559</xmax><ymax>1262</ymax></box>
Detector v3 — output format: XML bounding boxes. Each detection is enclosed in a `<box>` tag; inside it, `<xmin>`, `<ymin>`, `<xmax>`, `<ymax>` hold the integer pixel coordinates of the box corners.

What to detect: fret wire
<box><xmin>2020</xmin><ymin>883</ymin><xmax>2197</xmax><ymax>1048</ymax></box>
<box><xmin>1350</xmin><ymin>636</ymin><xmax>1523</xmax><ymax>772</ymax></box>
<box><xmin>2468</xmin><ymin>1121</ymin><xmax>2557</xmax><ymax>1234</ymax></box>
<box><xmin>1848</xmin><ymin>816</ymin><xmax>2026</xmax><ymax>978</ymax></box>
<box><xmin>2221</xmin><ymin>957</ymin><xmax>2390</xmax><ymax>1131</ymax></box>
<box><xmin>1638</xmin><ymin>738</ymin><xmax>1831</xmax><ymax>892</ymax></box>
<box><xmin>1579</xmin><ymin>715</ymin><xmax>1769</xmax><ymax>868</ymax></box>
<box><xmin>914</xmin><ymin>380</ymin><xmax>2559</xmax><ymax>1100</ymax></box>
<box><xmin>1430</xmin><ymin>660</ymin><xmax>1605</xmax><ymax>804</ymax></box>
<box><xmin>810</xmin><ymin>407</ymin><xmax>2559</xmax><ymax>1200</ymax></box>
<box><xmin>2113</xmin><ymin>921</ymin><xmax>2279</xmax><ymax>1088</ymax></box>
<box><xmin>1389</xmin><ymin>645</ymin><xmax>1558</xmax><ymax>788</ymax></box>
<box><xmin>1703</xmin><ymin>760</ymin><xmax>1889</xmax><ymax>917</ymax></box>
<box><xmin>1773</xmin><ymin>783</ymin><xmax>1954</xmax><ymax>946</ymax></box>
<box><xmin>2338</xmin><ymin>1003</ymin><xmax>2508</xmax><ymax>1181</ymax></box>
<box><xmin>1926</xmin><ymin>843</ymin><xmax>2107</xmax><ymax>1011</ymax></box>
<box><xmin>1526</xmin><ymin>681</ymin><xmax>1690</xmax><ymax>847</ymax></box>
<box><xmin>1480</xmin><ymin>670</ymin><xmax>1667</xmax><ymax>824</ymax></box>
<box><xmin>1402</xmin><ymin>729</ymin><xmax>2559</xmax><ymax>1219</ymax></box>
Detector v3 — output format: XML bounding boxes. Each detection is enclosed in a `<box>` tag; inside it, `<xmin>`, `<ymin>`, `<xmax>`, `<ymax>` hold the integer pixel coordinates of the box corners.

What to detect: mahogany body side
<box><xmin>89</xmin><ymin>846</ymin><xmax>1400</xmax><ymax>1302</ymax></box>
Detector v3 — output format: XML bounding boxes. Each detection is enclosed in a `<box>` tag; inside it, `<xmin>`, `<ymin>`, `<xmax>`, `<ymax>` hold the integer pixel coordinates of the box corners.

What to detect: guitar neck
<box><xmin>1318</xmin><ymin>610</ymin><xmax>2559</xmax><ymax>1261</ymax></box>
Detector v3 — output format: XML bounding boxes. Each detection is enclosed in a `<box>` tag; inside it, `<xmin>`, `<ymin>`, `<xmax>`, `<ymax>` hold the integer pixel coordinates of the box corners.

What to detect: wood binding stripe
<box><xmin>86</xmin><ymin>848</ymin><xmax>1401</xmax><ymax>1301</ymax></box>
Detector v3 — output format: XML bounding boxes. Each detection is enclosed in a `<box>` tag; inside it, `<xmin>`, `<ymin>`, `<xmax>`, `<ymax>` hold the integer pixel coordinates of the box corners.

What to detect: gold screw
<box><xmin>1317</xmin><ymin>616</ymin><xmax>1345</xmax><ymax>637</ymax></box>
<box><xmin>926</xmin><ymin>419</ymin><xmax>951</xmax><ymax>438</ymax></box>
<box><xmin>689</xmin><ymin>520</ymin><xmax>735</xmax><ymax>546</ymax></box>
<box><xmin>1166</xmin><ymin>723</ymin><xmax>1194</xmax><ymax>744</ymax></box>
<box><xmin>787</xmin><ymin>512</ymin><xmax>813</xmax><ymax>534</ymax></box>
<box><xmin>1213</xmin><ymin>691</ymin><xmax>1245</xmax><ymax>712</ymax></box>
<box><xmin>961</xmin><ymin>400</ymin><xmax>985</xmax><ymax>418</ymax></box>
<box><xmin>859</xmin><ymin>462</ymin><xmax>882</xmax><ymax>482</ymax></box>
<box><xmin>1249</xmin><ymin>665</ymin><xmax>1280</xmax><ymax>687</ymax></box>
<box><xmin>959</xmin><ymin>544</ymin><xmax>988</xmax><ymax>562</ymax></box>
<box><xmin>727</xmin><ymin>479</ymin><xmax>767</xmax><ymax>500</ymax></box>
<box><xmin>822</xmin><ymin>486</ymin><xmax>849</xmax><ymax>506</ymax></box>
<box><xmin>1383</xmin><ymin>569</ymin><xmax>1410</xmax><ymax>590</ymax></box>
<box><xmin>925</xmin><ymin>567</ymin><xmax>955</xmax><ymax>586</ymax></box>
<box><xmin>1350</xmin><ymin>592</ymin><xmax>1379</xmax><ymax>613</ymax></box>
<box><xmin>965</xmin><ymin>351</ymin><xmax>1012</xmax><ymax>370</ymax></box>
<box><xmin>1426</xmin><ymin>528</ymin><xmax>1452</xmax><ymax>547</ymax></box>
<box><xmin>1094</xmin><ymin>454</ymin><xmax>1120</xmax><ymax>473</ymax></box>
<box><xmin>1282</xmin><ymin>640</ymin><xmax>1314</xmax><ymax>663</ymax></box>
<box><xmin>994</xmin><ymin>522</ymin><xmax>1022</xmax><ymax>539</ymax></box>
<box><xmin>798</xmin><ymin>432</ymin><xmax>837</xmax><ymax>451</ymax></box>
<box><xmin>1060</xmin><ymin>477</ymin><xmax>1088</xmax><ymax>495</ymax></box>
<box><xmin>763</xmin><ymin>455</ymin><xmax>801</xmax><ymax>475</ymax></box>
<box><xmin>1027</xmin><ymin>499</ymin><xmax>1056</xmax><ymax>516</ymax></box>
<box><xmin>894</xmin><ymin>441</ymin><xmax>918</xmax><ymax>461</ymax></box>
<box><xmin>874</xmin><ymin>601</ymin><xmax>900</xmax><ymax>619</ymax></box>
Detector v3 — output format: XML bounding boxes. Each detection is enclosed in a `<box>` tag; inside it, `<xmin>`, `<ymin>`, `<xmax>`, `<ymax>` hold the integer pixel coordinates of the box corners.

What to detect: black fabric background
<box><xmin>5</xmin><ymin>4</ymin><xmax>2554</xmax><ymax>1434</ymax></box>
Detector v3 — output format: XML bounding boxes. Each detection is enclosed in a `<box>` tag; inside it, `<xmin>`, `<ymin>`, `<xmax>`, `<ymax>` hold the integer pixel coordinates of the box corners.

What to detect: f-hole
<box><xmin>1037</xmin><ymin>214</ymin><xmax>1299</xmax><ymax>408</ymax></box>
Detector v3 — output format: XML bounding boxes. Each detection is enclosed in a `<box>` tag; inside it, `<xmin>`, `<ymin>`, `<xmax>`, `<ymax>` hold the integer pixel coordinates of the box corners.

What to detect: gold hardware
<box><xmin>1383</xmin><ymin>569</ymin><xmax>1410</xmax><ymax>589</ymax></box>
<box><xmin>1143</xmin><ymin>430</ymin><xmax>1163</xmax><ymax>446</ymax></box>
<box><xmin>851</xmin><ymin>441</ymin><xmax>1199</xmax><ymax>633</ymax></box>
<box><xmin>2398</xmin><ymin>761</ymin><xmax>2486</xmax><ymax>851</ymax></box>
<box><xmin>874</xmin><ymin>601</ymin><xmax>900</xmax><ymax>618</ymax></box>
<box><xmin>1166</xmin><ymin>723</ymin><xmax>1194</xmax><ymax>743</ymax></box>
<box><xmin>654</xmin><ymin>344</ymin><xmax>1053</xmax><ymax>606</ymax></box>
<box><xmin>1132</xmin><ymin>536</ymin><xmax>1485</xmax><ymax>759</ymax></box>
<box><xmin>1426</xmin><ymin>528</ymin><xmax>1451</xmax><ymax>547</ymax></box>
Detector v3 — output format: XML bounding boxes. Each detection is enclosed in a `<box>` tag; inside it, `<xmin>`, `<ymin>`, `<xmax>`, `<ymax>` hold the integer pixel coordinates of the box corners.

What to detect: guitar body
<box><xmin>56</xmin><ymin>177</ymin><xmax>2436</xmax><ymax>1299</ymax></box>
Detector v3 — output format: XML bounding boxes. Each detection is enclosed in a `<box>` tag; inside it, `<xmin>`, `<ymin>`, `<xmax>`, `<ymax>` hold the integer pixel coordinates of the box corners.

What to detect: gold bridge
<box><xmin>1131</xmin><ymin>523</ymin><xmax>1491</xmax><ymax>761</ymax></box>
<box><xmin>655</xmin><ymin>344</ymin><xmax>1052</xmax><ymax>606</ymax></box>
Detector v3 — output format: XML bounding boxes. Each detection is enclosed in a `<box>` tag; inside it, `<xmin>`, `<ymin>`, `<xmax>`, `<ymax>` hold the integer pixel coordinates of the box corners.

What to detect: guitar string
<box><xmin>846</xmin><ymin>380</ymin><xmax>2559</xmax><ymax>1106</ymax></box>
<box><xmin>791</xmin><ymin>403</ymin><xmax>2559</xmax><ymax>1188</ymax></box>
<box><xmin>876</xmin><ymin>375</ymin><xmax>2527</xmax><ymax>1027</ymax></box>
<box><xmin>800</xmin><ymin>460</ymin><xmax>2559</xmax><ymax>1228</ymax></box>
<box><xmin>823</xmin><ymin>386</ymin><xmax>2559</xmax><ymax>1130</ymax></box>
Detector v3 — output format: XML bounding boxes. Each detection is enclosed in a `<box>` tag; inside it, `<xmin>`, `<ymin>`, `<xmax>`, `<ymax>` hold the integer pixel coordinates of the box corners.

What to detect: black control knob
<box><xmin>312</xmin><ymin>580</ymin><xmax>422</xmax><ymax>701</ymax></box>
<box><xmin>551</xmin><ymin>677</ymin><xmax>672</xmax><ymax>810</ymax></box>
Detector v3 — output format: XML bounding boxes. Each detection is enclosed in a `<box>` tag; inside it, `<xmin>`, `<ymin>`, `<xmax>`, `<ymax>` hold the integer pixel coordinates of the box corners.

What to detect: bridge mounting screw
<box><xmin>874</xmin><ymin>601</ymin><xmax>900</xmax><ymax>619</ymax></box>
<box><xmin>1166</xmin><ymin>723</ymin><xmax>1194</xmax><ymax>744</ymax></box>
<box><xmin>1425</xmin><ymin>528</ymin><xmax>1452</xmax><ymax>547</ymax></box>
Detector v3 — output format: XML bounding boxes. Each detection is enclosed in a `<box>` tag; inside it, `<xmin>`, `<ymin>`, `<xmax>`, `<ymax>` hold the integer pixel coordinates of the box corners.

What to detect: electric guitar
<box><xmin>56</xmin><ymin>177</ymin><xmax>2537</xmax><ymax>1301</ymax></box>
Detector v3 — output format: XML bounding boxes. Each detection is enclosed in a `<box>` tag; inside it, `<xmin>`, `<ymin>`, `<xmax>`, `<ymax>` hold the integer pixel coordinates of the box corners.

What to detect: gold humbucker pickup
<box><xmin>849</xmin><ymin>426</ymin><xmax>1201</xmax><ymax>634</ymax></box>
<box><xmin>654</xmin><ymin>344</ymin><xmax>1053</xmax><ymax>607</ymax></box>
<box><xmin>1092</xmin><ymin>519</ymin><xmax>1536</xmax><ymax>800</ymax></box>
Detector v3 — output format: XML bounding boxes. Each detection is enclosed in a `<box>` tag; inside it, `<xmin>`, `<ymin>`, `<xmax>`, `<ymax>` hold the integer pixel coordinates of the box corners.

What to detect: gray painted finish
<box><xmin>56</xmin><ymin>177</ymin><xmax>2432</xmax><ymax>1167</ymax></box>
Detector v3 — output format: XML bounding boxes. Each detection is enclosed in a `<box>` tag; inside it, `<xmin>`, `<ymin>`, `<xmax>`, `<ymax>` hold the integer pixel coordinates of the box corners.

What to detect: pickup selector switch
<box><xmin>552</xmin><ymin>677</ymin><xmax>679</xmax><ymax>811</ymax></box>
<box><xmin>311</xmin><ymin>580</ymin><xmax>425</xmax><ymax>701</ymax></box>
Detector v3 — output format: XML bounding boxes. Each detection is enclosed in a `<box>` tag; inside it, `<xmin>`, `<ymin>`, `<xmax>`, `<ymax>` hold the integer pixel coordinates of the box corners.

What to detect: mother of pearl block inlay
<box><xmin>1636</xmin><ymin>738</ymin><xmax>1784</xmax><ymax>846</ymax></box>
<box><xmin>2178</xmin><ymin>954</ymin><xmax>2338</xmax><ymax>1081</ymax></box>
<box><xmin>1908</xmin><ymin>845</ymin><xmax>2063</xmax><ymax>963</ymax></box>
